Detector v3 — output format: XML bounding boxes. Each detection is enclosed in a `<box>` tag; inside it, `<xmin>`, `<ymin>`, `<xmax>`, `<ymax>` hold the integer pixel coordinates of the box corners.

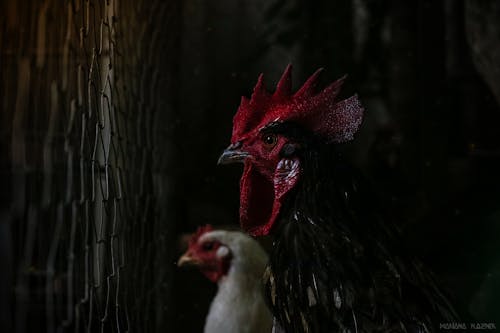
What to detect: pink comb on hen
<box><xmin>189</xmin><ymin>224</ymin><xmax>214</xmax><ymax>246</ymax></box>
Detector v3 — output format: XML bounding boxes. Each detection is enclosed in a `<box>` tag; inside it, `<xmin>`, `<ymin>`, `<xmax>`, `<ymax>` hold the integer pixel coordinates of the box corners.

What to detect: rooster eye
<box><xmin>202</xmin><ymin>241</ymin><xmax>215</xmax><ymax>251</ymax></box>
<box><xmin>262</xmin><ymin>133</ymin><xmax>278</xmax><ymax>148</ymax></box>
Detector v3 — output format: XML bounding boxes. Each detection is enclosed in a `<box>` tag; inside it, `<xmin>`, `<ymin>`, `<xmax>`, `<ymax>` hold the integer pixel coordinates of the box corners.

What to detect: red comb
<box><xmin>231</xmin><ymin>64</ymin><xmax>364</xmax><ymax>143</ymax></box>
<box><xmin>189</xmin><ymin>224</ymin><xmax>214</xmax><ymax>246</ymax></box>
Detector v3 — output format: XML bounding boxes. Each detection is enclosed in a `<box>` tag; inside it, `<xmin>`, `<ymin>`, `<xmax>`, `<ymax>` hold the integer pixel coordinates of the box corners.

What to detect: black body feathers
<box><xmin>263</xmin><ymin>126</ymin><xmax>460</xmax><ymax>333</ymax></box>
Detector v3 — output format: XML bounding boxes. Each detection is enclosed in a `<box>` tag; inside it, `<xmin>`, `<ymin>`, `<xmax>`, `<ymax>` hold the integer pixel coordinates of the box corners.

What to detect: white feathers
<box><xmin>333</xmin><ymin>289</ymin><xmax>342</xmax><ymax>309</ymax></box>
<box><xmin>307</xmin><ymin>286</ymin><xmax>317</xmax><ymax>306</ymax></box>
<box><xmin>199</xmin><ymin>230</ymin><xmax>272</xmax><ymax>333</ymax></box>
<box><xmin>199</xmin><ymin>231</ymin><xmax>268</xmax><ymax>273</ymax></box>
<box><xmin>216</xmin><ymin>245</ymin><xmax>230</xmax><ymax>259</ymax></box>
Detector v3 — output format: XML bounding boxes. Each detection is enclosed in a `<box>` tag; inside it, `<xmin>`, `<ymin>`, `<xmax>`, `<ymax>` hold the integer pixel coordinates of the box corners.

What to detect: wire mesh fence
<box><xmin>0</xmin><ymin>1</ymin><xmax>180</xmax><ymax>331</ymax></box>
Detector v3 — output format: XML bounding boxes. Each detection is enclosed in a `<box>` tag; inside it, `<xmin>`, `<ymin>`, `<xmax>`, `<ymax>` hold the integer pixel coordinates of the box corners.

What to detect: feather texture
<box><xmin>261</xmin><ymin>128</ymin><xmax>461</xmax><ymax>332</ymax></box>
<box><xmin>201</xmin><ymin>230</ymin><xmax>273</xmax><ymax>333</ymax></box>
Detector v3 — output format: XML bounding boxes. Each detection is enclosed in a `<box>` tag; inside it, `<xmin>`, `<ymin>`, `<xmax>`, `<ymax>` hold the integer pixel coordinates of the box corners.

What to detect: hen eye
<box><xmin>262</xmin><ymin>133</ymin><xmax>278</xmax><ymax>147</ymax></box>
<box><xmin>202</xmin><ymin>241</ymin><xmax>215</xmax><ymax>251</ymax></box>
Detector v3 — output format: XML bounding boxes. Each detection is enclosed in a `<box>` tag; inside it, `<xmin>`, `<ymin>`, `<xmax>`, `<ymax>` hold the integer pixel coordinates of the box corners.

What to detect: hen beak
<box><xmin>177</xmin><ymin>253</ymin><xmax>200</xmax><ymax>267</ymax></box>
<box><xmin>217</xmin><ymin>143</ymin><xmax>249</xmax><ymax>165</ymax></box>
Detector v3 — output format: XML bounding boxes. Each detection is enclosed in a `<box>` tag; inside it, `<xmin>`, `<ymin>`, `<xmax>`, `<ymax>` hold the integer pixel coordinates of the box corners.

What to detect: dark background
<box><xmin>1</xmin><ymin>0</ymin><xmax>499</xmax><ymax>332</ymax></box>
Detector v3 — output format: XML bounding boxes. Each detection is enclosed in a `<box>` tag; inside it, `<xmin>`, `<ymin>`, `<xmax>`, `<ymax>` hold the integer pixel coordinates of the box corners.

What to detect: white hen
<box><xmin>178</xmin><ymin>225</ymin><xmax>272</xmax><ymax>333</ymax></box>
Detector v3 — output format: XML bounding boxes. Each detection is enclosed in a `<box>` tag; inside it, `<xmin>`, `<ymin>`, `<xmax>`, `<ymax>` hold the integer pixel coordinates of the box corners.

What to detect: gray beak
<box><xmin>217</xmin><ymin>143</ymin><xmax>249</xmax><ymax>165</ymax></box>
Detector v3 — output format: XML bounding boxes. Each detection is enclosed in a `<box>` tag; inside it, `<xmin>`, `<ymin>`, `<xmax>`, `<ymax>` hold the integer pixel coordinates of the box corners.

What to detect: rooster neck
<box><xmin>280</xmin><ymin>143</ymin><xmax>380</xmax><ymax>239</ymax></box>
<box><xmin>264</xmin><ymin>145</ymin><xmax>460</xmax><ymax>332</ymax></box>
<box><xmin>264</xmin><ymin>146</ymin><xmax>373</xmax><ymax>331</ymax></box>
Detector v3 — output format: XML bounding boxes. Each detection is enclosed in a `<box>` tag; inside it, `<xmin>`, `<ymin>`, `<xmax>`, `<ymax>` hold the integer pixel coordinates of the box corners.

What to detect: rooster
<box><xmin>218</xmin><ymin>65</ymin><xmax>460</xmax><ymax>332</ymax></box>
<box><xmin>177</xmin><ymin>225</ymin><xmax>272</xmax><ymax>333</ymax></box>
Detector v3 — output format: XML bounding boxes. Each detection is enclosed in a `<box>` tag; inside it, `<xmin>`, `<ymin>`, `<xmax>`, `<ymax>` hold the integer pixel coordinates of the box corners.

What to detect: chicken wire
<box><xmin>0</xmin><ymin>0</ymin><xmax>180</xmax><ymax>332</ymax></box>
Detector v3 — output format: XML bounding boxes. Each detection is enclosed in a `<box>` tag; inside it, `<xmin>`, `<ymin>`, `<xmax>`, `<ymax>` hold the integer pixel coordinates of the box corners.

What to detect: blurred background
<box><xmin>1</xmin><ymin>0</ymin><xmax>499</xmax><ymax>332</ymax></box>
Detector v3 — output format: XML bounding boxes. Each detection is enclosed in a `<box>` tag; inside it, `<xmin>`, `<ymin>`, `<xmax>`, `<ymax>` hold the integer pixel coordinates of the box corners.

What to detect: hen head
<box><xmin>177</xmin><ymin>225</ymin><xmax>232</xmax><ymax>283</ymax></box>
<box><xmin>218</xmin><ymin>64</ymin><xmax>364</xmax><ymax>236</ymax></box>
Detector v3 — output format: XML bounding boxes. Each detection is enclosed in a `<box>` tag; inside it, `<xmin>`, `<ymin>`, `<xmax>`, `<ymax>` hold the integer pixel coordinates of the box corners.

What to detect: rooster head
<box><xmin>218</xmin><ymin>64</ymin><xmax>364</xmax><ymax>236</ymax></box>
<box><xmin>177</xmin><ymin>225</ymin><xmax>232</xmax><ymax>282</ymax></box>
